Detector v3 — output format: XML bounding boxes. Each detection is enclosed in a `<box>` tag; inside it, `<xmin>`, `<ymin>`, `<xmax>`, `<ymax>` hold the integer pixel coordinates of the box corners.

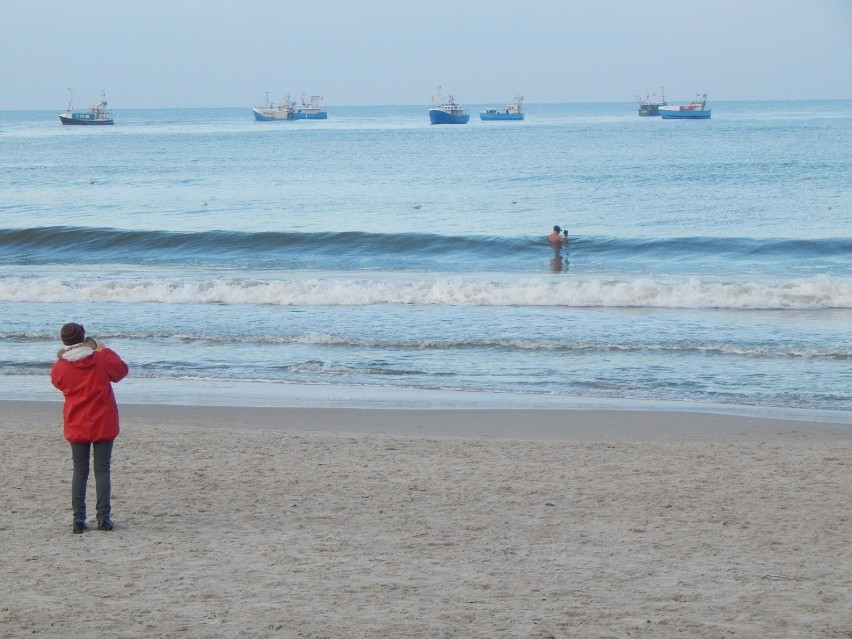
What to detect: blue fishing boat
<box><xmin>429</xmin><ymin>86</ymin><xmax>470</xmax><ymax>124</ymax></box>
<box><xmin>659</xmin><ymin>93</ymin><xmax>711</xmax><ymax>119</ymax></box>
<box><xmin>292</xmin><ymin>95</ymin><xmax>327</xmax><ymax>120</ymax></box>
<box><xmin>480</xmin><ymin>95</ymin><xmax>524</xmax><ymax>121</ymax></box>
<box><xmin>59</xmin><ymin>91</ymin><xmax>114</xmax><ymax>125</ymax></box>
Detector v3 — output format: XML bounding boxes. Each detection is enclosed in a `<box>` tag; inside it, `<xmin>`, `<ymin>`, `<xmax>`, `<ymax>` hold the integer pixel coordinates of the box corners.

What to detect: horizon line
<box><xmin>4</xmin><ymin>97</ymin><xmax>852</xmax><ymax>112</ymax></box>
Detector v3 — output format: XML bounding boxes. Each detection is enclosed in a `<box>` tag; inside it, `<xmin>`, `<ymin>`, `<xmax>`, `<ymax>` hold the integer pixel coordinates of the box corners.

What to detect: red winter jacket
<box><xmin>51</xmin><ymin>347</ymin><xmax>129</xmax><ymax>443</ymax></box>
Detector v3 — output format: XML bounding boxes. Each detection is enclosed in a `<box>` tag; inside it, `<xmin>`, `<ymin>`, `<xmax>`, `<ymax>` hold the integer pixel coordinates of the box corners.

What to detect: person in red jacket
<box><xmin>51</xmin><ymin>322</ymin><xmax>128</xmax><ymax>534</ymax></box>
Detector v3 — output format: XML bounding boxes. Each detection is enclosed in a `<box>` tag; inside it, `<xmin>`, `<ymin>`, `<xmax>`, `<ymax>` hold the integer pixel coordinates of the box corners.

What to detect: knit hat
<box><xmin>60</xmin><ymin>322</ymin><xmax>86</xmax><ymax>345</ymax></box>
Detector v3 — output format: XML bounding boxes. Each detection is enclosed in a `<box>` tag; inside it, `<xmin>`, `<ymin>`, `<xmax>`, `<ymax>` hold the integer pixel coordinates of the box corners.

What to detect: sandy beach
<box><xmin>1</xmin><ymin>400</ymin><xmax>849</xmax><ymax>638</ymax></box>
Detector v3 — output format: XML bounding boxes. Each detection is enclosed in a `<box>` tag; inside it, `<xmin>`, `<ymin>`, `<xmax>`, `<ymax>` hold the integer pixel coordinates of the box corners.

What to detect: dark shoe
<box><xmin>97</xmin><ymin>517</ymin><xmax>114</xmax><ymax>531</ymax></box>
<box><xmin>72</xmin><ymin>519</ymin><xmax>86</xmax><ymax>534</ymax></box>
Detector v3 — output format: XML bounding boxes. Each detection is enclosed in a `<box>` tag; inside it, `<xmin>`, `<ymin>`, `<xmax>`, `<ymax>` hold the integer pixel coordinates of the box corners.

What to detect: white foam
<box><xmin>1</xmin><ymin>274</ymin><xmax>850</xmax><ymax>310</ymax></box>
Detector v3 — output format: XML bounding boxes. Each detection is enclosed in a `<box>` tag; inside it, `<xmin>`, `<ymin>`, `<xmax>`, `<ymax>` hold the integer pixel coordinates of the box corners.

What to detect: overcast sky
<box><xmin>2</xmin><ymin>0</ymin><xmax>850</xmax><ymax>109</ymax></box>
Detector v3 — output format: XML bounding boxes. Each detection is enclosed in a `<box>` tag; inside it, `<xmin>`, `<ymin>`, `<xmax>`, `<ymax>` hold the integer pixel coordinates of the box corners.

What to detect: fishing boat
<box><xmin>252</xmin><ymin>94</ymin><xmax>296</xmax><ymax>121</ymax></box>
<box><xmin>659</xmin><ymin>93</ymin><xmax>711</xmax><ymax>119</ymax></box>
<box><xmin>253</xmin><ymin>93</ymin><xmax>327</xmax><ymax>121</ymax></box>
<box><xmin>59</xmin><ymin>91</ymin><xmax>114</xmax><ymax>125</ymax></box>
<box><xmin>480</xmin><ymin>95</ymin><xmax>524</xmax><ymax>121</ymax></box>
<box><xmin>292</xmin><ymin>95</ymin><xmax>327</xmax><ymax>120</ymax></box>
<box><xmin>637</xmin><ymin>89</ymin><xmax>667</xmax><ymax>116</ymax></box>
<box><xmin>429</xmin><ymin>86</ymin><xmax>470</xmax><ymax>124</ymax></box>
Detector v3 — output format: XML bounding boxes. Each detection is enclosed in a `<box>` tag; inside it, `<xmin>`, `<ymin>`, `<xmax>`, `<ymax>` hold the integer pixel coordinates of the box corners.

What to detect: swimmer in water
<box><xmin>548</xmin><ymin>225</ymin><xmax>569</xmax><ymax>244</ymax></box>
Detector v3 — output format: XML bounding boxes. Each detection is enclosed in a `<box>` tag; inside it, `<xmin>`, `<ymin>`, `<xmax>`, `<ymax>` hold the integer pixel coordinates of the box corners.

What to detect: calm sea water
<box><xmin>2</xmin><ymin>101</ymin><xmax>850</xmax><ymax>420</ymax></box>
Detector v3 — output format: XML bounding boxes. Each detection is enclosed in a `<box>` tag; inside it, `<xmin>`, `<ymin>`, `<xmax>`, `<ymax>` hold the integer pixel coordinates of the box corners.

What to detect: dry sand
<box><xmin>1</xmin><ymin>400</ymin><xmax>849</xmax><ymax>638</ymax></box>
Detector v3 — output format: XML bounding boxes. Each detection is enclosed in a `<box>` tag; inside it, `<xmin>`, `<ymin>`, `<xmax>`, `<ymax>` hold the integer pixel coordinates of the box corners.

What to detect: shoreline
<box><xmin>8</xmin><ymin>372</ymin><xmax>852</xmax><ymax>428</ymax></box>
<box><xmin>8</xmin><ymin>399</ymin><xmax>851</xmax><ymax>441</ymax></box>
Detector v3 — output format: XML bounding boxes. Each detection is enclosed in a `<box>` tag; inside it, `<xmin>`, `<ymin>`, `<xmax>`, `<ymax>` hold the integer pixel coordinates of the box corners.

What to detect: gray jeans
<box><xmin>70</xmin><ymin>440</ymin><xmax>114</xmax><ymax>522</ymax></box>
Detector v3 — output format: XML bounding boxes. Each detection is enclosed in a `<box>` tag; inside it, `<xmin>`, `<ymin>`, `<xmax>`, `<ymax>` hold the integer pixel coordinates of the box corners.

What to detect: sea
<box><xmin>1</xmin><ymin>100</ymin><xmax>850</xmax><ymax>422</ymax></box>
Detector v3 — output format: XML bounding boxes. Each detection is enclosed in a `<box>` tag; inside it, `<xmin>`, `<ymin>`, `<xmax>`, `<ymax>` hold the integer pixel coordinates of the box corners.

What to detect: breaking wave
<box><xmin>1</xmin><ymin>273</ymin><xmax>849</xmax><ymax>310</ymax></box>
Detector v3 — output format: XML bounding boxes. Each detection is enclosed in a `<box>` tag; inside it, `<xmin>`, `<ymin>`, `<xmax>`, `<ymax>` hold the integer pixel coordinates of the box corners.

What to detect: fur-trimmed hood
<box><xmin>57</xmin><ymin>342</ymin><xmax>95</xmax><ymax>362</ymax></box>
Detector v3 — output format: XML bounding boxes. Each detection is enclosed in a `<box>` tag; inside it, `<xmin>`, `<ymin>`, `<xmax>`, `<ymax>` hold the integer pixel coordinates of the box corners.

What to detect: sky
<box><xmin>1</xmin><ymin>0</ymin><xmax>851</xmax><ymax>109</ymax></box>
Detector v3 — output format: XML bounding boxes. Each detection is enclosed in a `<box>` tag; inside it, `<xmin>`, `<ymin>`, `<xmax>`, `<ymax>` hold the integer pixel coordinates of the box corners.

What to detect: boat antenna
<box><xmin>66</xmin><ymin>88</ymin><xmax>74</xmax><ymax>112</ymax></box>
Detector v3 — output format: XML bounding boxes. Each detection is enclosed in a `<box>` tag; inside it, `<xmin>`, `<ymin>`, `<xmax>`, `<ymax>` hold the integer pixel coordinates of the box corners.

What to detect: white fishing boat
<box><xmin>253</xmin><ymin>93</ymin><xmax>327</xmax><ymax>121</ymax></box>
<box><xmin>252</xmin><ymin>93</ymin><xmax>296</xmax><ymax>121</ymax></box>
<box><xmin>480</xmin><ymin>95</ymin><xmax>525</xmax><ymax>121</ymax></box>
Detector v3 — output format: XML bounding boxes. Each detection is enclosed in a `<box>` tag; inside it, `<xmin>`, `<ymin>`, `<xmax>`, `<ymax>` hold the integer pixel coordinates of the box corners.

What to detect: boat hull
<box><xmin>253</xmin><ymin>108</ymin><xmax>328</xmax><ymax>121</ymax></box>
<box><xmin>659</xmin><ymin>107</ymin><xmax>711</xmax><ymax>119</ymax></box>
<box><xmin>480</xmin><ymin>111</ymin><xmax>524</xmax><ymax>121</ymax></box>
<box><xmin>59</xmin><ymin>114</ymin><xmax>113</xmax><ymax>125</ymax></box>
<box><xmin>292</xmin><ymin>110</ymin><xmax>327</xmax><ymax>120</ymax></box>
<box><xmin>638</xmin><ymin>104</ymin><xmax>664</xmax><ymax>116</ymax></box>
<box><xmin>253</xmin><ymin>108</ymin><xmax>292</xmax><ymax>121</ymax></box>
<box><xmin>429</xmin><ymin>109</ymin><xmax>469</xmax><ymax>124</ymax></box>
